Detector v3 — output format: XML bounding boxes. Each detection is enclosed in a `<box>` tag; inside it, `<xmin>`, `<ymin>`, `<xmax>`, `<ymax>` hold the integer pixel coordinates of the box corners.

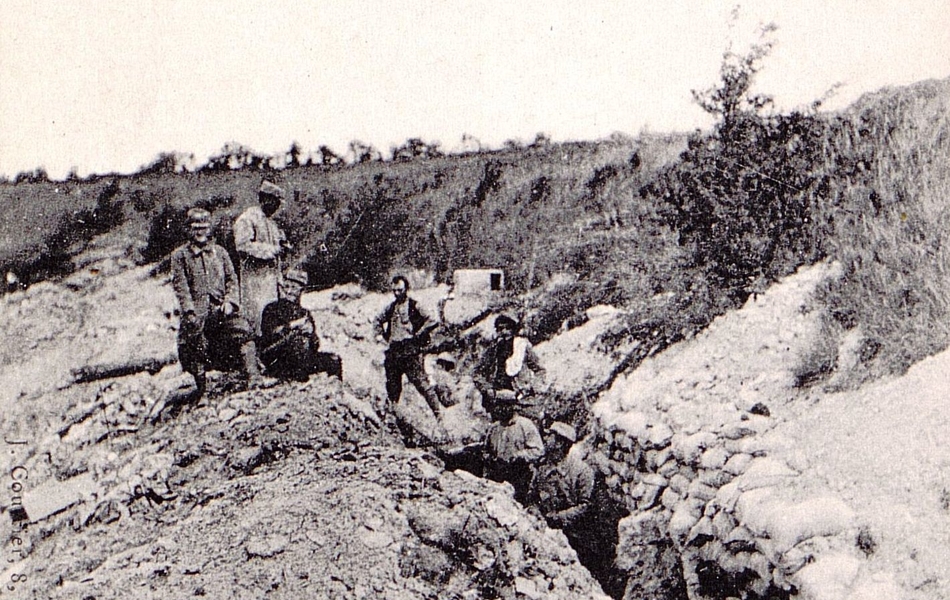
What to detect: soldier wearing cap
<box><xmin>482</xmin><ymin>394</ymin><xmax>544</xmax><ymax>504</ymax></box>
<box><xmin>170</xmin><ymin>207</ymin><xmax>263</xmax><ymax>396</ymax></box>
<box><xmin>531</xmin><ymin>421</ymin><xmax>594</xmax><ymax>529</ymax></box>
<box><xmin>234</xmin><ymin>180</ymin><xmax>290</xmax><ymax>337</ymax></box>
<box><xmin>259</xmin><ymin>268</ymin><xmax>342</xmax><ymax>381</ymax></box>
<box><xmin>474</xmin><ymin>314</ymin><xmax>546</xmax><ymax>415</ymax></box>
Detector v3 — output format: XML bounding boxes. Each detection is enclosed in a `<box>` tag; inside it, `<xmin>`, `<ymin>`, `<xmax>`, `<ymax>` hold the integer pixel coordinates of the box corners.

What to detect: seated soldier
<box><xmin>259</xmin><ymin>269</ymin><xmax>342</xmax><ymax>382</ymax></box>
<box><xmin>483</xmin><ymin>395</ymin><xmax>544</xmax><ymax>504</ymax></box>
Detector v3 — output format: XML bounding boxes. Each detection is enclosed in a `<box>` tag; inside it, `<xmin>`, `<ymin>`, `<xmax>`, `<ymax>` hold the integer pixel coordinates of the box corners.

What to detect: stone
<box><xmin>669</xmin><ymin>474</ymin><xmax>690</xmax><ymax>495</ymax></box>
<box><xmin>661</xmin><ymin>487</ymin><xmax>681</xmax><ymax>511</ymax></box>
<box><xmin>658</xmin><ymin>459</ymin><xmax>680</xmax><ymax>478</ymax></box>
<box><xmin>765</xmin><ymin>496</ymin><xmax>856</xmax><ymax>551</ymax></box>
<box><xmin>721</xmin><ymin>422</ymin><xmax>756</xmax><ymax>440</ymax></box>
<box><xmin>737</xmin><ymin>457</ymin><xmax>798</xmax><ymax>491</ymax></box>
<box><xmin>687</xmin><ymin>480</ymin><xmax>717</xmax><ymax>502</ymax></box>
<box><xmin>646</xmin><ymin>423</ymin><xmax>673</xmax><ymax>448</ymax></box>
<box><xmin>638</xmin><ymin>484</ymin><xmax>663</xmax><ymax>510</ymax></box>
<box><xmin>776</xmin><ymin>547</ymin><xmax>810</xmax><ymax>574</ymax></box>
<box><xmin>696</xmin><ymin>539</ymin><xmax>725</xmax><ymax>563</ymax></box>
<box><xmin>699</xmin><ymin>446</ymin><xmax>730</xmax><ymax>470</ymax></box>
<box><xmin>723</xmin><ymin>453</ymin><xmax>753</xmax><ymax>476</ymax></box>
<box><xmin>712</xmin><ymin>511</ymin><xmax>737</xmax><ymax>540</ymax></box>
<box><xmin>698</xmin><ymin>468</ymin><xmax>732</xmax><ymax>488</ymax></box>
<box><xmin>514</xmin><ymin>576</ymin><xmax>543</xmax><ymax>599</ymax></box>
<box><xmin>640</xmin><ymin>473</ymin><xmax>668</xmax><ymax>487</ymax></box>
<box><xmin>687</xmin><ymin>516</ymin><xmax>714</xmax><ymax>544</ymax></box>
<box><xmin>792</xmin><ymin>553</ymin><xmax>862</xmax><ymax>600</ymax></box>
<box><xmin>646</xmin><ymin>447</ymin><xmax>673</xmax><ymax>470</ymax></box>
<box><xmin>245</xmin><ymin>534</ymin><xmax>289</xmax><ymax>558</ymax></box>
<box><xmin>613</xmin><ymin>411</ymin><xmax>650</xmax><ymax>441</ymax></box>
<box><xmin>672</xmin><ymin>431</ymin><xmax>717</xmax><ymax>464</ymax></box>
<box><xmin>23</xmin><ymin>472</ymin><xmax>96</xmax><ymax>523</ymax></box>
<box><xmin>715</xmin><ymin>481</ymin><xmax>742</xmax><ymax>513</ymax></box>
<box><xmin>668</xmin><ymin>502</ymin><xmax>700</xmax><ymax>541</ymax></box>
<box><xmin>359</xmin><ymin>528</ymin><xmax>394</xmax><ymax>549</ymax></box>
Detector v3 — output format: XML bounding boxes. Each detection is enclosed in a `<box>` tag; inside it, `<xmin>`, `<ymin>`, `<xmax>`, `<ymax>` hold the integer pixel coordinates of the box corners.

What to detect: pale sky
<box><xmin>1</xmin><ymin>1</ymin><xmax>949</xmax><ymax>179</ymax></box>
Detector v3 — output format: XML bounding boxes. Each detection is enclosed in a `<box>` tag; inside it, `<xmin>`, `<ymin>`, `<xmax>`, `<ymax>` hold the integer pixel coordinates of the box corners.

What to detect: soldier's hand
<box><xmin>222</xmin><ymin>302</ymin><xmax>236</xmax><ymax>317</ymax></box>
<box><xmin>183</xmin><ymin>311</ymin><xmax>199</xmax><ymax>329</ymax></box>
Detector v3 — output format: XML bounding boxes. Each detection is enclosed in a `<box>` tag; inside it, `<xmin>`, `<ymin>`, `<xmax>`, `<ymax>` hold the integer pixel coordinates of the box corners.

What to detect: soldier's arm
<box><xmin>373</xmin><ymin>307</ymin><xmax>388</xmax><ymax>341</ymax></box>
<box><xmin>170</xmin><ymin>252</ymin><xmax>196</xmax><ymax>317</ymax></box>
<box><xmin>413</xmin><ymin>301</ymin><xmax>439</xmax><ymax>338</ymax></box>
<box><xmin>234</xmin><ymin>213</ymin><xmax>279</xmax><ymax>260</ymax></box>
<box><xmin>221</xmin><ymin>250</ymin><xmax>240</xmax><ymax>311</ymax></box>
<box><xmin>516</xmin><ymin>421</ymin><xmax>545</xmax><ymax>462</ymax></box>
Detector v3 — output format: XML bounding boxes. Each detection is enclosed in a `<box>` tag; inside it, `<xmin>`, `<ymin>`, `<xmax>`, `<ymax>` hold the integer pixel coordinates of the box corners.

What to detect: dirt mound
<box><xmin>0</xmin><ymin>267</ymin><xmax>603</xmax><ymax>599</ymax></box>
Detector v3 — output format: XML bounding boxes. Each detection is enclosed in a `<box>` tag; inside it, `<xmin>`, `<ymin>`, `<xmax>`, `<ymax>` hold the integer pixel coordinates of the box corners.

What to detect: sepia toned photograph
<box><xmin>1</xmin><ymin>2</ymin><xmax>949</xmax><ymax>598</ymax></box>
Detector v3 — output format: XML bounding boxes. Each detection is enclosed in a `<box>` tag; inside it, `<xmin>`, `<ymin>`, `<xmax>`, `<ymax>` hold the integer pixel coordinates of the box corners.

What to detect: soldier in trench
<box><xmin>482</xmin><ymin>394</ymin><xmax>544</xmax><ymax>504</ymax></box>
<box><xmin>530</xmin><ymin>421</ymin><xmax>629</xmax><ymax>594</ymax></box>
<box><xmin>374</xmin><ymin>275</ymin><xmax>449</xmax><ymax>446</ymax></box>
<box><xmin>473</xmin><ymin>314</ymin><xmax>546</xmax><ymax>419</ymax></box>
<box><xmin>234</xmin><ymin>180</ymin><xmax>291</xmax><ymax>337</ymax></box>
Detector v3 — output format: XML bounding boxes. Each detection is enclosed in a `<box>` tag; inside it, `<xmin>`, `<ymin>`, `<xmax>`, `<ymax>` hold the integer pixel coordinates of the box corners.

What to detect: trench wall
<box><xmin>583</xmin><ymin>262</ymin><xmax>903</xmax><ymax>600</ymax></box>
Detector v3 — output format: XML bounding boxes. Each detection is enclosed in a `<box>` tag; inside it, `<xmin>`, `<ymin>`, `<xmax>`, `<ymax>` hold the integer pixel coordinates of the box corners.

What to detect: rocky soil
<box><xmin>0</xmin><ymin>255</ymin><xmax>947</xmax><ymax>600</ymax></box>
<box><xmin>0</xmin><ymin>260</ymin><xmax>604</xmax><ymax>599</ymax></box>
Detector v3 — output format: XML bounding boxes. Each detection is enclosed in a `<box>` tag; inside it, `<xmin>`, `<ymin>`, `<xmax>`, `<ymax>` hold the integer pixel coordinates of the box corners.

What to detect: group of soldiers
<box><xmin>170</xmin><ymin>180</ymin><xmax>341</xmax><ymax>399</ymax></box>
<box><xmin>169</xmin><ymin>179</ymin><xmax>604</xmax><ymax>572</ymax></box>
<box><xmin>372</xmin><ymin>275</ymin><xmax>601</xmax><ymax>557</ymax></box>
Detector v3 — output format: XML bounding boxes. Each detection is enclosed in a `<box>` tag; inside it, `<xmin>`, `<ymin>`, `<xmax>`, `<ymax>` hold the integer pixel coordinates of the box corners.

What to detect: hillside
<box><xmin>0</xmin><ymin>75</ymin><xmax>949</xmax><ymax>599</ymax></box>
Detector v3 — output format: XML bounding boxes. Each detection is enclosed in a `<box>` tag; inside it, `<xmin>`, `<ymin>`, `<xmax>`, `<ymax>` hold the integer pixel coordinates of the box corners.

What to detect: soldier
<box><xmin>374</xmin><ymin>275</ymin><xmax>446</xmax><ymax>419</ymax></box>
<box><xmin>474</xmin><ymin>314</ymin><xmax>546</xmax><ymax>416</ymax></box>
<box><xmin>531</xmin><ymin>422</ymin><xmax>594</xmax><ymax>531</ymax></box>
<box><xmin>234</xmin><ymin>180</ymin><xmax>290</xmax><ymax>336</ymax></box>
<box><xmin>259</xmin><ymin>269</ymin><xmax>343</xmax><ymax>382</ymax></box>
<box><xmin>170</xmin><ymin>208</ymin><xmax>262</xmax><ymax>397</ymax></box>
<box><xmin>483</xmin><ymin>395</ymin><xmax>544</xmax><ymax>504</ymax></box>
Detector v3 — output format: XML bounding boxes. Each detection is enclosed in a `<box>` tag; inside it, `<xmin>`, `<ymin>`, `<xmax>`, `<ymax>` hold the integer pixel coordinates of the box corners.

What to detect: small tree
<box><xmin>318</xmin><ymin>145</ymin><xmax>342</xmax><ymax>166</ymax></box>
<box><xmin>287</xmin><ymin>141</ymin><xmax>303</xmax><ymax>168</ymax></box>
<box><xmin>646</xmin><ymin>23</ymin><xmax>827</xmax><ymax>302</ymax></box>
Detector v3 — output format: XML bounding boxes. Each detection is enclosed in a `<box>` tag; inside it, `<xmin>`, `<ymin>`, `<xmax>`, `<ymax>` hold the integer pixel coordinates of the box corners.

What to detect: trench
<box><xmin>439</xmin><ymin>416</ymin><xmax>802</xmax><ymax>600</ymax></box>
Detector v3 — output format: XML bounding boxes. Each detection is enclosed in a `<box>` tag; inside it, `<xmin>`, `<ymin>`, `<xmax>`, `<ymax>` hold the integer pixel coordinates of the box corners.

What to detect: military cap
<box><xmin>259</xmin><ymin>180</ymin><xmax>285</xmax><ymax>199</ymax></box>
<box><xmin>284</xmin><ymin>269</ymin><xmax>308</xmax><ymax>286</ymax></box>
<box><xmin>187</xmin><ymin>208</ymin><xmax>212</xmax><ymax>225</ymax></box>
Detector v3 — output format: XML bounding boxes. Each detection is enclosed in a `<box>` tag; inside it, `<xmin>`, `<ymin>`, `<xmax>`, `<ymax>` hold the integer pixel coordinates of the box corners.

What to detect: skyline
<box><xmin>2</xmin><ymin>1</ymin><xmax>949</xmax><ymax>179</ymax></box>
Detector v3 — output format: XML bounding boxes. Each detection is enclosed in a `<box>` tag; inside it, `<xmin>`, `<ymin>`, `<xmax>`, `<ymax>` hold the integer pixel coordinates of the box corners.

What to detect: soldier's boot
<box><xmin>240</xmin><ymin>341</ymin><xmax>263</xmax><ymax>388</ymax></box>
<box><xmin>422</xmin><ymin>386</ymin><xmax>445</xmax><ymax>419</ymax></box>
<box><xmin>195</xmin><ymin>371</ymin><xmax>207</xmax><ymax>396</ymax></box>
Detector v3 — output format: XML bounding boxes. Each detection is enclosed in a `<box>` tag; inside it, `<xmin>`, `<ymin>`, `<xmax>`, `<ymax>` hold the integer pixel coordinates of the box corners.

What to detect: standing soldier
<box><xmin>374</xmin><ymin>275</ymin><xmax>447</xmax><ymax>422</ymax></box>
<box><xmin>532</xmin><ymin>422</ymin><xmax>594</xmax><ymax>532</ymax></box>
<box><xmin>474</xmin><ymin>314</ymin><xmax>546</xmax><ymax>415</ymax></box>
<box><xmin>171</xmin><ymin>208</ymin><xmax>262</xmax><ymax>397</ymax></box>
<box><xmin>234</xmin><ymin>180</ymin><xmax>289</xmax><ymax>336</ymax></box>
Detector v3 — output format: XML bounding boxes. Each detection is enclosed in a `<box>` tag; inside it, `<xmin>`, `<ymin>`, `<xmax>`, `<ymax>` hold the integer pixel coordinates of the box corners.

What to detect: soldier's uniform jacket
<box><xmin>534</xmin><ymin>453</ymin><xmax>595</xmax><ymax>519</ymax></box>
<box><xmin>170</xmin><ymin>242</ymin><xmax>239</xmax><ymax>321</ymax></box>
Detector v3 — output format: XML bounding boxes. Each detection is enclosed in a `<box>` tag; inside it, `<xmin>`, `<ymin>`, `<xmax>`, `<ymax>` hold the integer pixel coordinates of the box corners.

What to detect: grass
<box><xmin>2</xmin><ymin>77</ymin><xmax>950</xmax><ymax>390</ymax></box>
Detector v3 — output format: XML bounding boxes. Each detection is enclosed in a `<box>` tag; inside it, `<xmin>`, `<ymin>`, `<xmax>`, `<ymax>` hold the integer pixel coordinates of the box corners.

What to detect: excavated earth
<box><xmin>1</xmin><ymin>254</ymin><xmax>949</xmax><ymax>600</ymax></box>
<box><xmin>0</xmin><ymin>260</ymin><xmax>605</xmax><ymax>600</ymax></box>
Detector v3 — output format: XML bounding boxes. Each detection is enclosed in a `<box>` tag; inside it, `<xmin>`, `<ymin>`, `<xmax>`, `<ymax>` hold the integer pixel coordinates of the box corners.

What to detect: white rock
<box><xmin>793</xmin><ymin>553</ymin><xmax>862</xmax><ymax>600</ymax></box>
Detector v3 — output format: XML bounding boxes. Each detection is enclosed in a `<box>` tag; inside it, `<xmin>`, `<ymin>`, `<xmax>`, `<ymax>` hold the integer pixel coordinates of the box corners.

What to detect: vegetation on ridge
<box><xmin>1</xmin><ymin>33</ymin><xmax>949</xmax><ymax>389</ymax></box>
